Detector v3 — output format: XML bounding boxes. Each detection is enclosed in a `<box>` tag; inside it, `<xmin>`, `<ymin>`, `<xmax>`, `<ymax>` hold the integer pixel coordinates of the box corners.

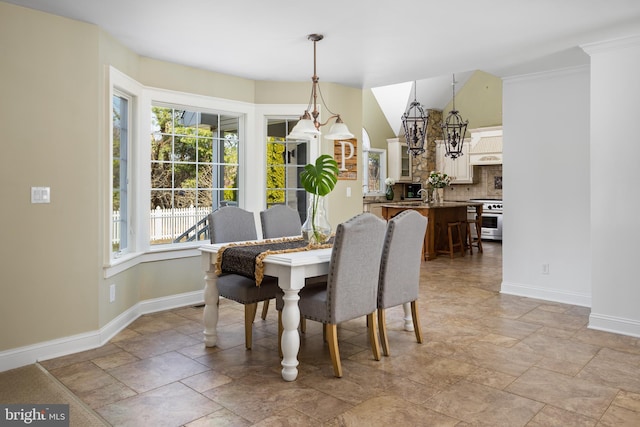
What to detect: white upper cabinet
<box><xmin>435</xmin><ymin>138</ymin><xmax>474</xmax><ymax>184</ymax></box>
<box><xmin>469</xmin><ymin>126</ymin><xmax>503</xmax><ymax>165</ymax></box>
<box><xmin>387</xmin><ymin>138</ymin><xmax>412</xmax><ymax>182</ymax></box>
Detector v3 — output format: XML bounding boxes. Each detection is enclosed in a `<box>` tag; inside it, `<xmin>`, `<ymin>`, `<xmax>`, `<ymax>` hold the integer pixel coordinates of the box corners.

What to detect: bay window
<box><xmin>107</xmin><ymin>66</ymin><xmax>253</xmax><ymax>276</ymax></box>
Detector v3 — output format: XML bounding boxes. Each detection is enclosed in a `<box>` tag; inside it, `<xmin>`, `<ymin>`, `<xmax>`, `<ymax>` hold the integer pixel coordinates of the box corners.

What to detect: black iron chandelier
<box><xmin>441</xmin><ymin>74</ymin><xmax>468</xmax><ymax>159</ymax></box>
<box><xmin>288</xmin><ymin>34</ymin><xmax>353</xmax><ymax>140</ymax></box>
<box><xmin>401</xmin><ymin>81</ymin><xmax>429</xmax><ymax>157</ymax></box>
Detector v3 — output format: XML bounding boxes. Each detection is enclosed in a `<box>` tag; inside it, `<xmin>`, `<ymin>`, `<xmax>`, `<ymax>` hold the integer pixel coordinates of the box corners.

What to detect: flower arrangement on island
<box><xmin>427</xmin><ymin>171</ymin><xmax>451</xmax><ymax>188</ymax></box>
<box><xmin>384</xmin><ymin>177</ymin><xmax>396</xmax><ymax>200</ymax></box>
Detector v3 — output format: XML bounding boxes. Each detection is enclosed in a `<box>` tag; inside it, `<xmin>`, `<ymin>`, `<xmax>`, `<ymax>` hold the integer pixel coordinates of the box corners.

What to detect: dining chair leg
<box><xmin>367</xmin><ymin>312</ymin><xmax>381</xmax><ymax>361</ymax></box>
<box><xmin>326</xmin><ymin>324</ymin><xmax>342</xmax><ymax>378</ymax></box>
<box><xmin>377</xmin><ymin>309</ymin><xmax>391</xmax><ymax>357</ymax></box>
<box><xmin>244</xmin><ymin>303</ymin><xmax>258</xmax><ymax>350</ymax></box>
<box><xmin>410</xmin><ymin>300</ymin><xmax>423</xmax><ymax>344</ymax></box>
<box><xmin>261</xmin><ymin>300</ymin><xmax>269</xmax><ymax>320</ymax></box>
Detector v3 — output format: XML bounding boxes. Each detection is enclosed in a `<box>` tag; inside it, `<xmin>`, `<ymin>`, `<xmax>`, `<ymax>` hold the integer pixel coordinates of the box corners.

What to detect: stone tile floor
<box><xmin>40</xmin><ymin>242</ymin><xmax>640</xmax><ymax>426</ymax></box>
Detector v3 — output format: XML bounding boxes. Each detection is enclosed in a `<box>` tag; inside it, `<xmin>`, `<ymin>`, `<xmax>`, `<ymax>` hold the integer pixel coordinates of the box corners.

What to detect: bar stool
<box><xmin>466</xmin><ymin>218</ymin><xmax>483</xmax><ymax>255</ymax></box>
<box><xmin>436</xmin><ymin>222</ymin><xmax>465</xmax><ymax>259</ymax></box>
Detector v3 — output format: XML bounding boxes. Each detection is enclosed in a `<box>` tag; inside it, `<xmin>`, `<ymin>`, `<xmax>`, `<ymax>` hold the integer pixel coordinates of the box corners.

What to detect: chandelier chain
<box><xmin>452</xmin><ymin>74</ymin><xmax>456</xmax><ymax>111</ymax></box>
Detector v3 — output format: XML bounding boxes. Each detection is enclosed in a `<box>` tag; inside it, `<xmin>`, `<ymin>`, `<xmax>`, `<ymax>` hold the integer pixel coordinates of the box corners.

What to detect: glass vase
<box><xmin>432</xmin><ymin>187</ymin><xmax>442</xmax><ymax>203</ymax></box>
<box><xmin>301</xmin><ymin>194</ymin><xmax>331</xmax><ymax>245</ymax></box>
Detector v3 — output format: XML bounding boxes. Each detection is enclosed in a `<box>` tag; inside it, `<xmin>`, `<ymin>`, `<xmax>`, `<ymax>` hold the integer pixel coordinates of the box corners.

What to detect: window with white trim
<box><xmin>363</xmin><ymin>148</ymin><xmax>386</xmax><ymax>195</ymax></box>
<box><xmin>265</xmin><ymin>117</ymin><xmax>310</xmax><ymax>222</ymax></box>
<box><xmin>150</xmin><ymin>105</ymin><xmax>241</xmax><ymax>245</ymax></box>
<box><xmin>107</xmin><ymin>67</ymin><xmax>254</xmax><ymax>274</ymax></box>
<box><xmin>112</xmin><ymin>91</ymin><xmax>131</xmax><ymax>257</ymax></box>
<box><xmin>362</xmin><ymin>129</ymin><xmax>387</xmax><ymax>195</ymax></box>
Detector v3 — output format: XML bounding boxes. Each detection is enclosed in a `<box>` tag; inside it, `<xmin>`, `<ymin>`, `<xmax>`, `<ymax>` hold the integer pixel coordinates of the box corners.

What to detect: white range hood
<box><xmin>469</xmin><ymin>126</ymin><xmax>503</xmax><ymax>165</ymax></box>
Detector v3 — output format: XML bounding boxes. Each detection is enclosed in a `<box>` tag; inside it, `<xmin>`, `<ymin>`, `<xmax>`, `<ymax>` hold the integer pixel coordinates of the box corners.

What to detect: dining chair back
<box><xmin>208</xmin><ymin>206</ymin><xmax>278</xmax><ymax>349</ymax></box>
<box><xmin>209</xmin><ymin>206</ymin><xmax>258</xmax><ymax>243</ymax></box>
<box><xmin>377</xmin><ymin>209</ymin><xmax>427</xmax><ymax>356</ymax></box>
<box><xmin>278</xmin><ymin>212</ymin><xmax>386</xmax><ymax>377</ymax></box>
<box><xmin>260</xmin><ymin>204</ymin><xmax>302</xmax><ymax>239</ymax></box>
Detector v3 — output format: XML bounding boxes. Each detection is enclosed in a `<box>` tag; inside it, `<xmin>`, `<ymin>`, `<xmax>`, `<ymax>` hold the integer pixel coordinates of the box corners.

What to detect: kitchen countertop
<box><xmin>379</xmin><ymin>201</ymin><xmax>482</xmax><ymax>209</ymax></box>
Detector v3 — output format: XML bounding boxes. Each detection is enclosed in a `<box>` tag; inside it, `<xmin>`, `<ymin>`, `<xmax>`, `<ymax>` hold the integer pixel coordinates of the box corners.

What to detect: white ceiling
<box><xmin>4</xmin><ymin>0</ymin><xmax>640</xmax><ymax>124</ymax></box>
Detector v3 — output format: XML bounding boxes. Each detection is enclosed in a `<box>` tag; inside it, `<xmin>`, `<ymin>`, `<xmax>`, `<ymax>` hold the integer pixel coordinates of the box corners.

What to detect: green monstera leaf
<box><xmin>300</xmin><ymin>154</ymin><xmax>339</xmax><ymax>196</ymax></box>
<box><xmin>300</xmin><ymin>154</ymin><xmax>339</xmax><ymax>244</ymax></box>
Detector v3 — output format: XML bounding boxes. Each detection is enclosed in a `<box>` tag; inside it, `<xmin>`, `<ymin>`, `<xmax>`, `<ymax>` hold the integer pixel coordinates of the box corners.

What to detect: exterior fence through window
<box><xmin>112</xmin><ymin>206</ymin><xmax>212</xmax><ymax>245</ymax></box>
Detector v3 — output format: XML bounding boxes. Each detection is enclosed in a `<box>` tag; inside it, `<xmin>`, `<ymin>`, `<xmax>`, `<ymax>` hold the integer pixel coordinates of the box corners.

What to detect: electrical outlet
<box><xmin>542</xmin><ymin>264</ymin><xmax>550</xmax><ymax>275</ymax></box>
<box><xmin>346</xmin><ymin>187</ymin><xmax>351</xmax><ymax>197</ymax></box>
<box><xmin>109</xmin><ymin>284</ymin><xmax>116</xmax><ymax>302</ymax></box>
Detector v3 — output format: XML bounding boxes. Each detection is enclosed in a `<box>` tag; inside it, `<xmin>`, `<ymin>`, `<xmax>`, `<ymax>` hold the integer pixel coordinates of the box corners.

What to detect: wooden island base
<box><xmin>381</xmin><ymin>202</ymin><xmax>483</xmax><ymax>261</ymax></box>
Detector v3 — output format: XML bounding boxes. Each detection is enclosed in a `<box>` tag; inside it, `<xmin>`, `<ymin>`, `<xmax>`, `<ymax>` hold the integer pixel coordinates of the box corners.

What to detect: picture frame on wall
<box><xmin>333</xmin><ymin>138</ymin><xmax>357</xmax><ymax>180</ymax></box>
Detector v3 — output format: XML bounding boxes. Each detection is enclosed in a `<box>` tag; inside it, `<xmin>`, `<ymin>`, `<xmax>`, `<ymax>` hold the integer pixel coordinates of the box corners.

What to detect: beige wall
<box><xmin>318</xmin><ymin>83</ymin><xmax>364</xmax><ymax>226</ymax></box>
<box><xmin>140</xmin><ymin>58</ymin><xmax>256</xmax><ymax>102</ymax></box>
<box><xmin>444</xmin><ymin>70</ymin><xmax>503</xmax><ymax>130</ymax></box>
<box><xmin>362</xmin><ymin>89</ymin><xmax>396</xmax><ymax>149</ymax></box>
<box><xmin>0</xmin><ymin>2</ymin><xmax>363</xmax><ymax>356</ymax></box>
<box><xmin>1</xmin><ymin>3</ymin><xmax>102</xmax><ymax>349</ymax></box>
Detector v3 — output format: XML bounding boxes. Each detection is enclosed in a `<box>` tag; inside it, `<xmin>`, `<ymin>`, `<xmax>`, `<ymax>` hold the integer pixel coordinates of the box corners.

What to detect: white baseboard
<box><xmin>589</xmin><ymin>313</ymin><xmax>640</xmax><ymax>338</ymax></box>
<box><xmin>500</xmin><ymin>281</ymin><xmax>592</xmax><ymax>307</ymax></box>
<box><xmin>501</xmin><ymin>282</ymin><xmax>640</xmax><ymax>338</ymax></box>
<box><xmin>0</xmin><ymin>290</ymin><xmax>204</xmax><ymax>372</ymax></box>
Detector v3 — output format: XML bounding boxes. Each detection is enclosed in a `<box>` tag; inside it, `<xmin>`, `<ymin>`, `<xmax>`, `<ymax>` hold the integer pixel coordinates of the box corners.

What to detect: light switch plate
<box><xmin>31</xmin><ymin>187</ymin><xmax>51</xmax><ymax>204</ymax></box>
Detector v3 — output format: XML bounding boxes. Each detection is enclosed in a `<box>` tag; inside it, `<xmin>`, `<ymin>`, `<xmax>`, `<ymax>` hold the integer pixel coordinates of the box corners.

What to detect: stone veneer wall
<box><xmin>407</xmin><ymin>108</ymin><xmax>503</xmax><ymax>201</ymax></box>
<box><xmin>410</xmin><ymin>109</ymin><xmax>442</xmax><ymax>186</ymax></box>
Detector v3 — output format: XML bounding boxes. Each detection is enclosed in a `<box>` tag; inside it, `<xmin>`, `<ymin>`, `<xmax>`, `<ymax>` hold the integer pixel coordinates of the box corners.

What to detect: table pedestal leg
<box><xmin>402</xmin><ymin>302</ymin><xmax>414</xmax><ymax>331</ymax></box>
<box><xmin>203</xmin><ymin>270</ymin><xmax>219</xmax><ymax>347</ymax></box>
<box><xmin>281</xmin><ymin>289</ymin><xmax>301</xmax><ymax>381</ymax></box>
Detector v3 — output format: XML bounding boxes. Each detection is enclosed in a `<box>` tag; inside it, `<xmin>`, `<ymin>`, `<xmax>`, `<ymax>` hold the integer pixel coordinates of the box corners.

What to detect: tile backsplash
<box><xmin>444</xmin><ymin>164</ymin><xmax>503</xmax><ymax>201</ymax></box>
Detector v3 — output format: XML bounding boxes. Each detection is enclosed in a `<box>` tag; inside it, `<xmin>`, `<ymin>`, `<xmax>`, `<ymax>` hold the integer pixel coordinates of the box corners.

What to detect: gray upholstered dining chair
<box><xmin>277</xmin><ymin>212</ymin><xmax>387</xmax><ymax>377</ymax></box>
<box><xmin>208</xmin><ymin>206</ymin><xmax>279</xmax><ymax>350</ymax></box>
<box><xmin>260</xmin><ymin>204</ymin><xmax>302</xmax><ymax>239</ymax></box>
<box><xmin>377</xmin><ymin>209</ymin><xmax>427</xmax><ymax>356</ymax></box>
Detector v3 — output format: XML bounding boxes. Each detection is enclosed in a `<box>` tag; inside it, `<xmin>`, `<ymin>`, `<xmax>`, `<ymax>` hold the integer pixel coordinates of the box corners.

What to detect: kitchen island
<box><xmin>381</xmin><ymin>201</ymin><xmax>483</xmax><ymax>260</ymax></box>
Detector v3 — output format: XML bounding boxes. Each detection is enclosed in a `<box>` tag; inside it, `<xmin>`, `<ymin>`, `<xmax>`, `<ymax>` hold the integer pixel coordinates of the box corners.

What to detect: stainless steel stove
<box><xmin>469</xmin><ymin>198</ymin><xmax>502</xmax><ymax>241</ymax></box>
